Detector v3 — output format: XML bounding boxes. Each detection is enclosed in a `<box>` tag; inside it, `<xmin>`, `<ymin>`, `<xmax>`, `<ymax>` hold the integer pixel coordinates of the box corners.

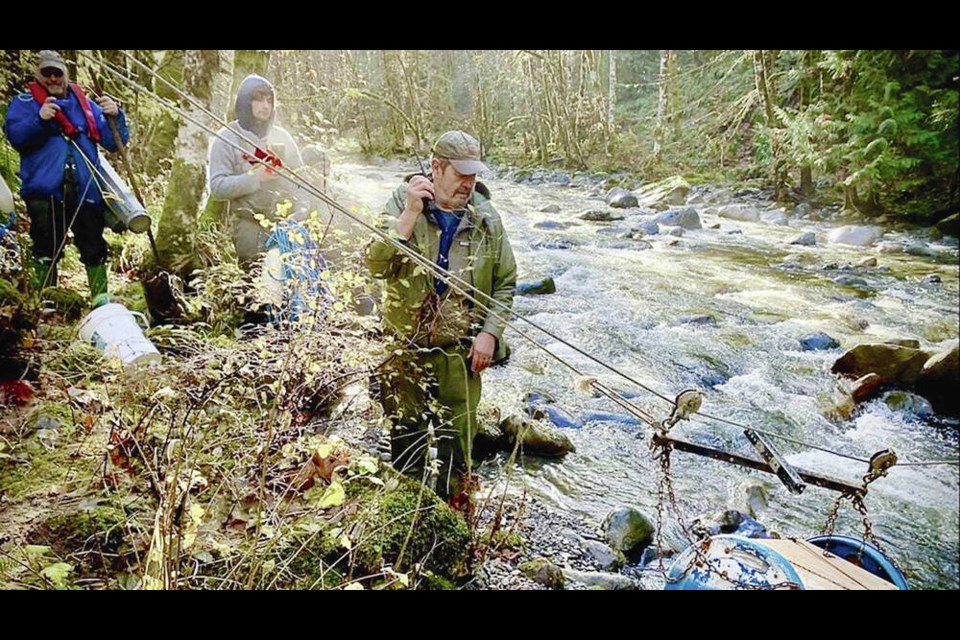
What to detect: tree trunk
<box><xmin>198</xmin><ymin>50</ymin><xmax>236</xmax><ymax>230</ymax></box>
<box><xmin>653</xmin><ymin>49</ymin><xmax>673</xmax><ymax>162</ymax></box>
<box><xmin>753</xmin><ymin>49</ymin><xmax>785</xmax><ymax>199</ymax></box>
<box><xmin>156</xmin><ymin>50</ymin><xmax>220</xmax><ymax>276</ymax></box>
<box><xmin>800</xmin><ymin>166</ymin><xmax>814</xmax><ymax>197</ymax></box>
<box><xmin>606</xmin><ymin>49</ymin><xmax>616</xmax><ymax>154</ymax></box>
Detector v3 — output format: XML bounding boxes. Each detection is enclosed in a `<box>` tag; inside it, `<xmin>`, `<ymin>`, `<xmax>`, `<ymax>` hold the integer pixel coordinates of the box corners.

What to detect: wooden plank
<box><xmin>653</xmin><ymin>434</ymin><xmax>862</xmax><ymax>494</ymax></box>
<box><xmin>762</xmin><ymin>539</ymin><xmax>898</xmax><ymax>590</ymax></box>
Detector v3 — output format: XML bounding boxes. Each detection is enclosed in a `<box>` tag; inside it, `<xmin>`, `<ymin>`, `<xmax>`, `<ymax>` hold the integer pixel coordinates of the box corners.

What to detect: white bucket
<box><xmin>77</xmin><ymin>303</ymin><xmax>162</xmax><ymax>369</ymax></box>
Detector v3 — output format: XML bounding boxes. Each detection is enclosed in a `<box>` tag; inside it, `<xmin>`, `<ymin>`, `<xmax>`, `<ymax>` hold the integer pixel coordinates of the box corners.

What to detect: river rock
<box><xmin>883</xmin><ymin>391</ymin><xmax>935</xmax><ymax>419</ymax></box>
<box><xmin>561</xmin><ymin>568</ymin><xmax>637</xmax><ymax>590</ymax></box>
<box><xmin>606</xmin><ymin>187</ymin><xmax>639</xmax><ymax>209</ymax></box>
<box><xmin>857</xmin><ymin>256</ymin><xmax>878</xmax><ymax>268</ymax></box>
<box><xmin>519</xmin><ymin>558</ymin><xmax>565</xmax><ymax>589</ymax></box>
<box><xmin>631</xmin><ymin>220</ymin><xmax>660</xmax><ymax>236</ymax></box>
<box><xmin>692</xmin><ymin>509</ymin><xmax>770</xmax><ymax>539</ymax></box>
<box><xmin>827</xmin><ymin>225</ymin><xmax>883</xmax><ymax>246</ymax></box>
<box><xmin>833</xmin><ymin>275</ymin><xmax>869</xmax><ymax>287</ymax></box>
<box><xmin>800</xmin><ymin>332</ymin><xmax>840</xmax><ymax>351</ymax></box>
<box><xmin>516</xmin><ymin>277</ymin><xmax>557</xmax><ymax>296</ymax></box>
<box><xmin>602</xmin><ymin>506</ymin><xmax>654</xmax><ymax>560</ymax></box>
<box><xmin>579</xmin><ymin>209</ymin><xmax>624</xmax><ymax>222</ymax></box>
<box><xmin>653</xmin><ymin>207</ymin><xmax>702</xmax><ymax>230</ymax></box>
<box><xmin>794</xmin><ymin>202</ymin><xmax>813</xmax><ymax>218</ymax></box>
<box><xmin>832</xmin><ymin>343</ymin><xmax>933</xmax><ymax>387</ymax></box>
<box><xmin>904</xmin><ymin>242</ymin><xmax>936</xmax><ymax>257</ymax></box>
<box><xmin>533</xmin><ymin>220</ymin><xmax>573</xmax><ymax>230</ymax></box>
<box><xmin>581</xmin><ymin>538</ymin><xmax>623</xmax><ymax>571</ymax></box>
<box><xmin>532</xmin><ymin>238</ymin><xmax>579</xmax><ymax>250</ymax></box>
<box><xmin>634</xmin><ymin>176</ymin><xmax>690</xmax><ymax>208</ymax></box>
<box><xmin>915</xmin><ymin>341</ymin><xmax>959</xmax><ymax>417</ymax></box>
<box><xmin>680</xmin><ymin>314</ymin><xmax>718</xmax><ymax>326</ymax></box>
<box><xmin>761</xmin><ymin>208</ymin><xmax>789</xmax><ymax>225</ymax></box>
<box><xmin>539</xmin><ymin>204</ymin><xmax>561</xmax><ymax>214</ymax></box>
<box><xmin>851</xmin><ymin>372</ymin><xmax>884</xmax><ymax>403</ymax></box>
<box><xmin>788</xmin><ymin>231</ymin><xmax>817</xmax><ymax>246</ymax></box>
<box><xmin>718</xmin><ymin>204</ymin><xmax>762</xmax><ymax>222</ymax></box>
<box><xmin>500</xmin><ymin>415</ymin><xmax>576</xmax><ymax>457</ymax></box>
<box><xmin>735</xmin><ymin>481</ymin><xmax>769</xmax><ymax>520</ymax></box>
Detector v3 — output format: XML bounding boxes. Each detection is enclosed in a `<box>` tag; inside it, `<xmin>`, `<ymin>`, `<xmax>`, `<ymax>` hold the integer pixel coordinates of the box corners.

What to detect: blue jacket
<box><xmin>2</xmin><ymin>88</ymin><xmax>129</xmax><ymax>205</ymax></box>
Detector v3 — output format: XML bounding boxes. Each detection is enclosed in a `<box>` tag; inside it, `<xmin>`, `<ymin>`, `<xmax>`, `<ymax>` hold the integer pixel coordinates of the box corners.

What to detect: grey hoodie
<box><xmin>207</xmin><ymin>75</ymin><xmax>303</xmax><ymax>220</ymax></box>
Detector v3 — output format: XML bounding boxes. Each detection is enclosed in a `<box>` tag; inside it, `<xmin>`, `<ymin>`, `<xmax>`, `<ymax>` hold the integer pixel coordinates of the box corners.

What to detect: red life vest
<box><xmin>27</xmin><ymin>81</ymin><xmax>101</xmax><ymax>144</ymax></box>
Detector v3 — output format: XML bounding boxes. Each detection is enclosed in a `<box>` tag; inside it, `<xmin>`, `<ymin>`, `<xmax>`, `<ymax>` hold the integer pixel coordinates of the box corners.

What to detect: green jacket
<box><xmin>367</xmin><ymin>183</ymin><xmax>517</xmax><ymax>361</ymax></box>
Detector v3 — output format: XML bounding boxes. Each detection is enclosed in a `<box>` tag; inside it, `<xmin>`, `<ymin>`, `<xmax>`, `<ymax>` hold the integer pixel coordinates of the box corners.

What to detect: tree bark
<box><xmin>156</xmin><ymin>50</ymin><xmax>220</xmax><ymax>276</ymax></box>
<box><xmin>606</xmin><ymin>49</ymin><xmax>617</xmax><ymax>154</ymax></box>
<box><xmin>653</xmin><ymin>49</ymin><xmax>673</xmax><ymax>162</ymax></box>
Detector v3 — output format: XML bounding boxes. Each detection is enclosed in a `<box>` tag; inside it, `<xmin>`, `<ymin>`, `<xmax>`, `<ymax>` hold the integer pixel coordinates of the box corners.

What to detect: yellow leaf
<box><xmin>343</xmin><ymin>583</ymin><xmax>364</xmax><ymax>590</ymax></box>
<box><xmin>318</xmin><ymin>480</ymin><xmax>345</xmax><ymax>509</ymax></box>
<box><xmin>339</xmin><ymin>533</ymin><xmax>352</xmax><ymax>550</ymax></box>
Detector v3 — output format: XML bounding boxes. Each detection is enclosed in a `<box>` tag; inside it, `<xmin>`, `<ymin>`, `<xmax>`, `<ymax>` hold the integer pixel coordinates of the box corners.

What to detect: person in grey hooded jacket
<box><xmin>207</xmin><ymin>74</ymin><xmax>302</xmax><ymax>263</ymax></box>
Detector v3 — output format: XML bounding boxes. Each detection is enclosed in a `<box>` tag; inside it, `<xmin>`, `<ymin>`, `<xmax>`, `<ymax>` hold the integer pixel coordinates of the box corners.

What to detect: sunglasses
<box><xmin>40</xmin><ymin>67</ymin><xmax>64</xmax><ymax>79</ymax></box>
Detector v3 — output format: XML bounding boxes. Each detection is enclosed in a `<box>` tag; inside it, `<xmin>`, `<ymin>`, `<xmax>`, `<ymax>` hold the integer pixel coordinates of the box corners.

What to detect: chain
<box><xmin>653</xmin><ymin>439</ymin><xmax>800</xmax><ymax>590</ymax></box>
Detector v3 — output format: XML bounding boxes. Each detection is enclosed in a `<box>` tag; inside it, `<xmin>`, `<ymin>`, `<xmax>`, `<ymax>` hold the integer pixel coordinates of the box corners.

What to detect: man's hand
<box><xmin>396</xmin><ymin>175</ymin><xmax>435</xmax><ymax>240</ymax></box>
<box><xmin>38</xmin><ymin>97</ymin><xmax>60</xmax><ymax>121</ymax></box>
<box><xmin>468</xmin><ymin>331</ymin><xmax>497</xmax><ymax>374</ymax></box>
<box><xmin>95</xmin><ymin>95</ymin><xmax>120</xmax><ymax>117</ymax></box>
<box><xmin>252</xmin><ymin>163</ymin><xmax>279</xmax><ymax>183</ymax></box>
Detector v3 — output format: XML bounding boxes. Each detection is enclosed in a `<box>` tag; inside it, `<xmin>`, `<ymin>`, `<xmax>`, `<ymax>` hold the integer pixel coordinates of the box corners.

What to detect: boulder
<box><xmin>561</xmin><ymin>568</ymin><xmax>636</xmax><ymax>590</ymax></box>
<box><xmin>800</xmin><ymin>332</ymin><xmax>840</xmax><ymax>351</ymax></box>
<box><xmin>602</xmin><ymin>506</ymin><xmax>654</xmax><ymax>560</ymax></box>
<box><xmin>519</xmin><ymin>558</ymin><xmax>565</xmax><ymax>589</ymax></box>
<box><xmin>605</xmin><ymin>187</ymin><xmax>639</xmax><ymax>209</ymax></box>
<box><xmin>761</xmin><ymin>208</ymin><xmax>789</xmax><ymax>225</ymax></box>
<box><xmin>827</xmin><ymin>225</ymin><xmax>883</xmax><ymax>247</ymax></box>
<box><xmin>718</xmin><ymin>204</ymin><xmax>761</xmax><ymax>222</ymax></box>
<box><xmin>851</xmin><ymin>373</ymin><xmax>884</xmax><ymax>403</ymax></box>
<box><xmin>832</xmin><ymin>343</ymin><xmax>933</xmax><ymax>387</ymax></box>
<box><xmin>500</xmin><ymin>415</ymin><xmax>576</xmax><ymax>457</ymax></box>
<box><xmin>633</xmin><ymin>176</ymin><xmax>690</xmax><ymax>208</ymax></box>
<box><xmin>653</xmin><ymin>207</ymin><xmax>702</xmax><ymax>230</ymax></box>
<box><xmin>579</xmin><ymin>209</ymin><xmax>624</xmax><ymax>222</ymax></box>
<box><xmin>788</xmin><ymin>231</ymin><xmax>817</xmax><ymax>246</ymax></box>
<box><xmin>516</xmin><ymin>277</ymin><xmax>557</xmax><ymax>296</ymax></box>
<box><xmin>915</xmin><ymin>341</ymin><xmax>959</xmax><ymax>417</ymax></box>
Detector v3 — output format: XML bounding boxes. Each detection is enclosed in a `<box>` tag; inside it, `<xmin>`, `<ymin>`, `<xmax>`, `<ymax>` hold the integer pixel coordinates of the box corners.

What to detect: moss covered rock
<box><xmin>519</xmin><ymin>557</ymin><xmax>565</xmax><ymax>589</ymax></box>
<box><xmin>284</xmin><ymin>469</ymin><xmax>471</xmax><ymax>589</ymax></box>
<box><xmin>33</xmin><ymin>500</ymin><xmax>130</xmax><ymax>574</ymax></box>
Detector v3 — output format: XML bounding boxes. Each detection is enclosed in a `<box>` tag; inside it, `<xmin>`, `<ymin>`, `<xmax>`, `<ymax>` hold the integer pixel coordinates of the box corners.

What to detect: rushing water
<box><xmin>333</xmin><ymin>158</ymin><xmax>959</xmax><ymax>589</ymax></box>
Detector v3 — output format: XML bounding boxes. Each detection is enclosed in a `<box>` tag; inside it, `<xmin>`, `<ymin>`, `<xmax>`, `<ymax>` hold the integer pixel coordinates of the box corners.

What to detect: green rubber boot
<box><xmin>30</xmin><ymin>256</ymin><xmax>57</xmax><ymax>292</ymax></box>
<box><xmin>85</xmin><ymin>264</ymin><xmax>110</xmax><ymax>308</ymax></box>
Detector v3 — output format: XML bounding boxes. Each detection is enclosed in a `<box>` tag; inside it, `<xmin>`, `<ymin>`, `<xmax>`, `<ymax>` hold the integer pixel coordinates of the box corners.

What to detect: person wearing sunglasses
<box><xmin>3</xmin><ymin>50</ymin><xmax>129</xmax><ymax>307</ymax></box>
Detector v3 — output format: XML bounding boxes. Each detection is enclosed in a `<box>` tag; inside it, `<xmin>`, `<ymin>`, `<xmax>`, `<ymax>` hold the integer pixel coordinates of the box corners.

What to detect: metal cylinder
<box><xmin>98</xmin><ymin>153</ymin><xmax>151</xmax><ymax>234</ymax></box>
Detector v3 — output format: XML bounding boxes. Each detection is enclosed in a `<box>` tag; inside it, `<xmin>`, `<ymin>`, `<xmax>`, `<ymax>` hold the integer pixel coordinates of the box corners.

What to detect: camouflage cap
<box><xmin>432</xmin><ymin>130</ymin><xmax>489</xmax><ymax>176</ymax></box>
<box><xmin>37</xmin><ymin>50</ymin><xmax>67</xmax><ymax>72</ymax></box>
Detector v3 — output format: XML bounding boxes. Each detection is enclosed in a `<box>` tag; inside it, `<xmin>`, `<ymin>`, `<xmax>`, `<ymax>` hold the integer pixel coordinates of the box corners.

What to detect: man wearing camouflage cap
<box><xmin>367</xmin><ymin>130</ymin><xmax>516</xmax><ymax>501</ymax></box>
